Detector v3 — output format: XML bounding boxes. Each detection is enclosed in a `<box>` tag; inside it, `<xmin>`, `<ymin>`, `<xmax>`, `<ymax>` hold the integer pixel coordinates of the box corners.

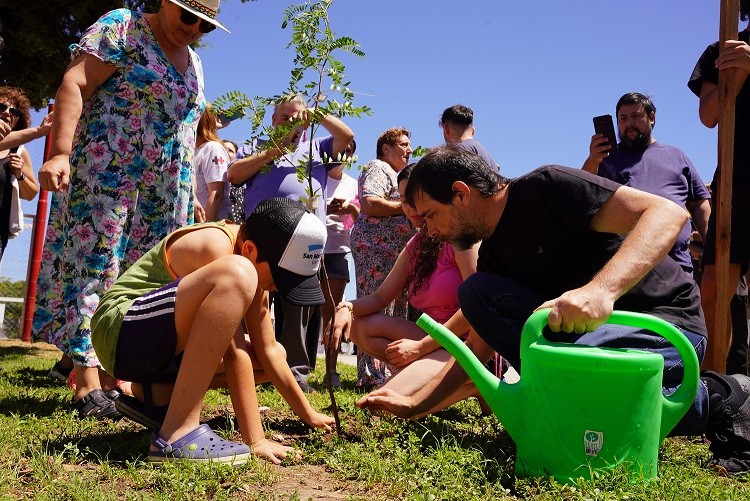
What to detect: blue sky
<box><xmin>205</xmin><ymin>0</ymin><xmax>729</xmax><ymax>182</ymax></box>
<box><xmin>12</xmin><ymin>0</ymin><xmax>744</xmax><ymax>286</ymax></box>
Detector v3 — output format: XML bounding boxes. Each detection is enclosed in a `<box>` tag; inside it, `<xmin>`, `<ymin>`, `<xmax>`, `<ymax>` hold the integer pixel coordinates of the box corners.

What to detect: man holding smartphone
<box><xmin>582</xmin><ymin>92</ymin><xmax>711</xmax><ymax>275</ymax></box>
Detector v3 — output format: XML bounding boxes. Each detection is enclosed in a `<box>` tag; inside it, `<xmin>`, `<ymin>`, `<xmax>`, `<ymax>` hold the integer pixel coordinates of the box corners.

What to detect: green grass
<box><xmin>1</xmin><ymin>340</ymin><xmax>749</xmax><ymax>500</ymax></box>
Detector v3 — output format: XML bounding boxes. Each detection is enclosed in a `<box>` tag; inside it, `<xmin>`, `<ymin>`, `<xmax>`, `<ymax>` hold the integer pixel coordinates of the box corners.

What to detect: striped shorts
<box><xmin>113</xmin><ymin>279</ymin><xmax>183</xmax><ymax>383</ymax></box>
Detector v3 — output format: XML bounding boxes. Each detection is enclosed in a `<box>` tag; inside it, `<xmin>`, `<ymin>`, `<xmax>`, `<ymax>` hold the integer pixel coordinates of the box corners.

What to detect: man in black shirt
<box><xmin>359</xmin><ymin>146</ymin><xmax>750</xmax><ymax>475</ymax></box>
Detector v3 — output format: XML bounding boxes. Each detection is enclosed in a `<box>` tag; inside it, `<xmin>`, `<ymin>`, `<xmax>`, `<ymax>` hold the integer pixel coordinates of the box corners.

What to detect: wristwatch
<box><xmin>17</xmin><ymin>172</ymin><xmax>24</xmax><ymax>181</ymax></box>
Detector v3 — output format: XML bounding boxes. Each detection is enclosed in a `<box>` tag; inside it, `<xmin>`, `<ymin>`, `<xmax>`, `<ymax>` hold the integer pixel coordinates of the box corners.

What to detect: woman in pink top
<box><xmin>333</xmin><ymin>164</ymin><xmax>484</xmax><ymax>412</ymax></box>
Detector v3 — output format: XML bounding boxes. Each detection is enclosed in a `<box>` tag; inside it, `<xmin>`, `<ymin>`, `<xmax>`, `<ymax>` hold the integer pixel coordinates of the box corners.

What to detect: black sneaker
<box><xmin>49</xmin><ymin>361</ymin><xmax>73</xmax><ymax>383</ymax></box>
<box><xmin>703</xmin><ymin>371</ymin><xmax>750</xmax><ymax>474</ymax></box>
<box><xmin>72</xmin><ymin>389</ymin><xmax>122</xmax><ymax>420</ymax></box>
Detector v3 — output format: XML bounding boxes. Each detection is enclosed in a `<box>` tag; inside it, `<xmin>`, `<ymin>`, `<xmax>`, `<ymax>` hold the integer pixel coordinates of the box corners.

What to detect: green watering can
<box><xmin>417</xmin><ymin>308</ymin><xmax>700</xmax><ymax>483</ymax></box>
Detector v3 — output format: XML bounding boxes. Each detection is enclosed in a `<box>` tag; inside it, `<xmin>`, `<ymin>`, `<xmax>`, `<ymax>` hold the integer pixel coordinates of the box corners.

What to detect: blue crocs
<box><xmin>147</xmin><ymin>424</ymin><xmax>251</xmax><ymax>465</ymax></box>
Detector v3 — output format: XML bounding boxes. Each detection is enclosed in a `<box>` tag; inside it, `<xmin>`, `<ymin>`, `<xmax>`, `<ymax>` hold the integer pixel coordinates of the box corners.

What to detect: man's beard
<box><xmin>620</xmin><ymin>129</ymin><xmax>651</xmax><ymax>150</ymax></box>
<box><xmin>446</xmin><ymin>219</ymin><xmax>485</xmax><ymax>251</ymax></box>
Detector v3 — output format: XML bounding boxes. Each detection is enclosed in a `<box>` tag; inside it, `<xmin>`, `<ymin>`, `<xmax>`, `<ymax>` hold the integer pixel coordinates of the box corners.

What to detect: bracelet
<box><xmin>17</xmin><ymin>172</ymin><xmax>24</xmax><ymax>181</ymax></box>
<box><xmin>335</xmin><ymin>301</ymin><xmax>354</xmax><ymax>317</ymax></box>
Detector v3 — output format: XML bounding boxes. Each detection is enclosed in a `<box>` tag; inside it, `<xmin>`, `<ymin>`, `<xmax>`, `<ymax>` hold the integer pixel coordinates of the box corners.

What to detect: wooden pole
<box><xmin>706</xmin><ymin>0</ymin><xmax>739</xmax><ymax>372</ymax></box>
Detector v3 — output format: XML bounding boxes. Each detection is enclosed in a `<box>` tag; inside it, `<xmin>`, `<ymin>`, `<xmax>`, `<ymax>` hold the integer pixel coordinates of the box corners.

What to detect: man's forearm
<box><xmin>319</xmin><ymin>113</ymin><xmax>354</xmax><ymax>157</ymax></box>
<box><xmin>226</xmin><ymin>147</ymin><xmax>282</xmax><ymax>184</ymax></box>
<box><xmin>592</xmin><ymin>199</ymin><xmax>687</xmax><ymax>302</ymax></box>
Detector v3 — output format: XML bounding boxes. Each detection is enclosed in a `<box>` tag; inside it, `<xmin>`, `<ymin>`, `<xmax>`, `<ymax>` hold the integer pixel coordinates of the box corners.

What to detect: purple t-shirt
<box><xmin>243</xmin><ymin>135</ymin><xmax>335</xmax><ymax>220</ymax></box>
<box><xmin>599</xmin><ymin>141</ymin><xmax>710</xmax><ymax>271</ymax></box>
<box><xmin>457</xmin><ymin>138</ymin><xmax>500</xmax><ymax>172</ymax></box>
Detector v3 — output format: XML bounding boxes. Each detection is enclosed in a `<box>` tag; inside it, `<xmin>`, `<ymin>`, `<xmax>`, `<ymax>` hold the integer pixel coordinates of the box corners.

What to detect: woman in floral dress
<box><xmin>34</xmin><ymin>1</ymin><xmax>229</xmax><ymax>418</ymax></box>
<box><xmin>350</xmin><ymin>128</ymin><xmax>416</xmax><ymax>389</ymax></box>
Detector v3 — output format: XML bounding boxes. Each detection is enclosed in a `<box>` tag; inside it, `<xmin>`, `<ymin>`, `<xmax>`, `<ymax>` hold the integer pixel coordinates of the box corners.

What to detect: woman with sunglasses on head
<box><xmin>0</xmin><ymin>87</ymin><xmax>41</xmax><ymax>260</ymax></box>
<box><xmin>34</xmin><ymin>1</ymin><xmax>229</xmax><ymax>420</ymax></box>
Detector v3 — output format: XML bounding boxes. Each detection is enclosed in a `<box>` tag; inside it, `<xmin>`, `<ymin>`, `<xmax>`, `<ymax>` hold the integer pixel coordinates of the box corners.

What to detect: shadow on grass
<box><xmin>43</xmin><ymin>426</ymin><xmax>151</xmax><ymax>463</ymax></box>
<box><xmin>6</xmin><ymin>365</ymin><xmax>65</xmax><ymax>389</ymax></box>
<box><xmin>0</xmin><ymin>365</ymin><xmax>72</xmax><ymax>417</ymax></box>
<box><xmin>0</xmin><ymin>392</ymin><xmax>68</xmax><ymax>418</ymax></box>
<box><xmin>0</xmin><ymin>343</ymin><xmax>56</xmax><ymax>363</ymax></box>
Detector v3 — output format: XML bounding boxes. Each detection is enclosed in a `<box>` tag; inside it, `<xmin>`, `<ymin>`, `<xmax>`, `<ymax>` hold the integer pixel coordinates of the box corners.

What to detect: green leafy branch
<box><xmin>213</xmin><ymin>0</ymin><xmax>370</xmax><ymax>205</ymax></box>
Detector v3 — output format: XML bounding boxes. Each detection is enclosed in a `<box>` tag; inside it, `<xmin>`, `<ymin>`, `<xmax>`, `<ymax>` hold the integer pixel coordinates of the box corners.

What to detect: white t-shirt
<box><xmin>324</xmin><ymin>172</ymin><xmax>358</xmax><ymax>253</ymax></box>
<box><xmin>194</xmin><ymin>141</ymin><xmax>232</xmax><ymax>220</ymax></box>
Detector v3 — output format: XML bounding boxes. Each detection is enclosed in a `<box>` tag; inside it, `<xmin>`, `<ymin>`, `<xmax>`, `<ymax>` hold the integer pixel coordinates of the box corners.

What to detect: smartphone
<box><xmin>592</xmin><ymin>114</ymin><xmax>618</xmax><ymax>152</ymax></box>
<box><xmin>217</xmin><ymin>108</ymin><xmax>245</xmax><ymax>125</ymax></box>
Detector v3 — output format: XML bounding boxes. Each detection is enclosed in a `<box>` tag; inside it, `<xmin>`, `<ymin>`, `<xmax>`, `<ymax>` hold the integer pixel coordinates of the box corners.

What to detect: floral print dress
<box><xmin>33</xmin><ymin>9</ymin><xmax>205</xmax><ymax>367</ymax></box>
<box><xmin>350</xmin><ymin>159</ymin><xmax>416</xmax><ymax>387</ymax></box>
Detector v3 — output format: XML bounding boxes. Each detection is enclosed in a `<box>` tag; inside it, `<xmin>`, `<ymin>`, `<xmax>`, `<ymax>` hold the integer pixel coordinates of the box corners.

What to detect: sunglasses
<box><xmin>0</xmin><ymin>103</ymin><xmax>22</xmax><ymax>119</ymax></box>
<box><xmin>179</xmin><ymin>8</ymin><xmax>217</xmax><ymax>33</ymax></box>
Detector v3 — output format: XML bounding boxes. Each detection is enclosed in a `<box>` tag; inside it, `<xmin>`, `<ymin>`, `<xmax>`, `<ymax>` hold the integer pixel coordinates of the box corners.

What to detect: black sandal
<box><xmin>72</xmin><ymin>389</ymin><xmax>122</xmax><ymax>420</ymax></box>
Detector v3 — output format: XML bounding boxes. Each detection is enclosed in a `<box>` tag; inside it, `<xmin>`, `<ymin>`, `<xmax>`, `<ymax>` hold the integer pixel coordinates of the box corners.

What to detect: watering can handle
<box><xmin>523</xmin><ymin>309</ymin><xmax>700</xmax><ymax>439</ymax></box>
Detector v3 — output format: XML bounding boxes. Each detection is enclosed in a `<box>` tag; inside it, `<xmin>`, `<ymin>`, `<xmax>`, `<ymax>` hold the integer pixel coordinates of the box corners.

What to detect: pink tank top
<box><xmin>407</xmin><ymin>236</ymin><xmax>463</xmax><ymax>324</ymax></box>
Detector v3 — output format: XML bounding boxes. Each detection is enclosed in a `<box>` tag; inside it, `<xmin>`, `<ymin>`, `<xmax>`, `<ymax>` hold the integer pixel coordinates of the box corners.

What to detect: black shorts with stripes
<box><xmin>113</xmin><ymin>279</ymin><xmax>183</xmax><ymax>383</ymax></box>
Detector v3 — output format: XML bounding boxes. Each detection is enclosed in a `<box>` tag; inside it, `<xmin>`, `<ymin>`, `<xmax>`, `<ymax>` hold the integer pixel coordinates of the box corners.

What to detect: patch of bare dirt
<box><xmin>256</xmin><ymin>464</ymin><xmax>367</xmax><ymax>500</ymax></box>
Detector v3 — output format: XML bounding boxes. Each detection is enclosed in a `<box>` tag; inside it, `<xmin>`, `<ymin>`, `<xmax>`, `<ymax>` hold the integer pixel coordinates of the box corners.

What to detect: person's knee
<box><xmin>349</xmin><ymin>318</ymin><xmax>366</xmax><ymax>345</ymax></box>
<box><xmin>222</xmin><ymin>342</ymin><xmax>247</xmax><ymax>364</ymax></box>
<box><xmin>211</xmin><ymin>255</ymin><xmax>258</xmax><ymax>303</ymax></box>
<box><xmin>458</xmin><ymin>273</ymin><xmax>484</xmax><ymax>303</ymax></box>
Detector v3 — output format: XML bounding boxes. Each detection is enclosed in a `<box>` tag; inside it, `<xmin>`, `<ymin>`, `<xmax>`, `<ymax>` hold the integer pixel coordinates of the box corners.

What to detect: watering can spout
<box><xmin>415</xmin><ymin>314</ymin><xmax>521</xmax><ymax>430</ymax></box>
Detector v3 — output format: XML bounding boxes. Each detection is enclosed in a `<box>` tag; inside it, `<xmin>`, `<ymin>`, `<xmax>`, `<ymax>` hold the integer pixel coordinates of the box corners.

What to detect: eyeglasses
<box><xmin>179</xmin><ymin>8</ymin><xmax>217</xmax><ymax>33</ymax></box>
<box><xmin>0</xmin><ymin>103</ymin><xmax>21</xmax><ymax>118</ymax></box>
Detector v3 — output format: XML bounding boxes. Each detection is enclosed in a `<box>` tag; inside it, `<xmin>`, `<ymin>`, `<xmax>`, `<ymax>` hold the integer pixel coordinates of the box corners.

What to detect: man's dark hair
<box><xmin>397</xmin><ymin>162</ymin><xmax>416</xmax><ymax>185</ymax></box>
<box><xmin>615</xmin><ymin>92</ymin><xmax>656</xmax><ymax>118</ymax></box>
<box><xmin>743</xmin><ymin>0</ymin><xmax>750</xmax><ymax>21</ymax></box>
<box><xmin>439</xmin><ymin>104</ymin><xmax>474</xmax><ymax>128</ymax></box>
<box><xmin>405</xmin><ymin>146</ymin><xmax>507</xmax><ymax>206</ymax></box>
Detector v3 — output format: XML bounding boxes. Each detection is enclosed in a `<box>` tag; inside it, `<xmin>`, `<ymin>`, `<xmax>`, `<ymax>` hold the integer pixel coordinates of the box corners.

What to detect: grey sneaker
<box><xmin>323</xmin><ymin>371</ymin><xmax>342</xmax><ymax>388</ymax></box>
<box><xmin>296</xmin><ymin>379</ymin><xmax>316</xmax><ymax>394</ymax></box>
<box><xmin>703</xmin><ymin>371</ymin><xmax>750</xmax><ymax>474</ymax></box>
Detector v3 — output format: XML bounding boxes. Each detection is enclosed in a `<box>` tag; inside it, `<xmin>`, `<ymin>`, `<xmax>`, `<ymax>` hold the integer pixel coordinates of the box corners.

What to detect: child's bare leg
<box><xmin>130</xmin><ymin>382</ymin><xmax>174</xmax><ymax>406</ymax></box>
<box><xmin>350</xmin><ymin>314</ymin><xmax>426</xmax><ymax>361</ymax></box>
<box><xmin>73</xmin><ymin>365</ymin><xmax>119</xmax><ymax>400</ymax></box>
<box><xmin>376</xmin><ymin>348</ymin><xmax>479</xmax><ymax>414</ymax></box>
<box><xmin>379</xmin><ymin>348</ymin><xmax>452</xmax><ymax>395</ymax></box>
<box><xmin>155</xmin><ymin>255</ymin><xmax>258</xmax><ymax>447</ymax></box>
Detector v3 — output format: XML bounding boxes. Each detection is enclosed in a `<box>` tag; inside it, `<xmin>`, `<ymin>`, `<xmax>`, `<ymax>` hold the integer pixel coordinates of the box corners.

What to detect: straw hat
<box><xmin>167</xmin><ymin>0</ymin><xmax>229</xmax><ymax>33</ymax></box>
